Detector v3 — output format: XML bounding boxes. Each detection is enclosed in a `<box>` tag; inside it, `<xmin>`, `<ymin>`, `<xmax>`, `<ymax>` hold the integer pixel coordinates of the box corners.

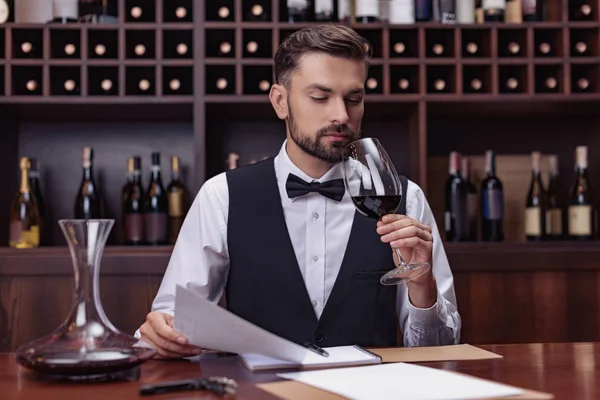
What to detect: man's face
<box><xmin>285</xmin><ymin>53</ymin><xmax>366</xmax><ymax>163</ymax></box>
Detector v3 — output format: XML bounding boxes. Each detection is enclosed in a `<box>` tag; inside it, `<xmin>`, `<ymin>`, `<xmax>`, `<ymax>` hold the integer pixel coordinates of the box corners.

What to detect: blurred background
<box><xmin>0</xmin><ymin>0</ymin><xmax>598</xmax><ymax>352</ymax></box>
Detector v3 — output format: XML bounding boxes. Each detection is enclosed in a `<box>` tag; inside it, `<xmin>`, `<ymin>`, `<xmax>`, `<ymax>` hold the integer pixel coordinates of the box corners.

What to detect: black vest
<box><xmin>225</xmin><ymin>158</ymin><xmax>408</xmax><ymax>348</ymax></box>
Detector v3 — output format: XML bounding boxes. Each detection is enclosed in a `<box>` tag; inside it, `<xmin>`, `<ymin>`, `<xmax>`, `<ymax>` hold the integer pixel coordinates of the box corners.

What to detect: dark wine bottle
<box><xmin>167</xmin><ymin>156</ymin><xmax>190</xmax><ymax>245</ymax></box>
<box><xmin>481</xmin><ymin>150</ymin><xmax>504</xmax><ymax>241</ymax></box>
<box><xmin>445</xmin><ymin>152</ymin><xmax>468</xmax><ymax>242</ymax></box>
<box><xmin>145</xmin><ymin>152</ymin><xmax>168</xmax><ymax>245</ymax></box>
<box><xmin>461</xmin><ymin>156</ymin><xmax>478</xmax><ymax>241</ymax></box>
<box><xmin>568</xmin><ymin>146</ymin><xmax>593</xmax><ymax>240</ymax></box>
<box><xmin>315</xmin><ymin>0</ymin><xmax>337</xmax><ymax>20</ymax></box>
<box><xmin>525</xmin><ymin>151</ymin><xmax>546</xmax><ymax>241</ymax></box>
<box><xmin>287</xmin><ymin>0</ymin><xmax>312</xmax><ymax>22</ymax></box>
<box><xmin>123</xmin><ymin>157</ymin><xmax>145</xmax><ymax>245</ymax></box>
<box><xmin>415</xmin><ymin>0</ymin><xmax>433</xmax><ymax>21</ymax></box>
<box><xmin>28</xmin><ymin>158</ymin><xmax>46</xmax><ymax>245</ymax></box>
<box><xmin>74</xmin><ymin>147</ymin><xmax>103</xmax><ymax>219</ymax></box>
<box><xmin>546</xmin><ymin>156</ymin><xmax>563</xmax><ymax>240</ymax></box>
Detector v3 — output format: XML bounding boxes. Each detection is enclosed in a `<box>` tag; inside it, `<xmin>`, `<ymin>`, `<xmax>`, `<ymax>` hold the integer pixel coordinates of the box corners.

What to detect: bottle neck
<box><xmin>83</xmin><ymin>165</ymin><xmax>92</xmax><ymax>180</ymax></box>
<box><xmin>133</xmin><ymin>170</ymin><xmax>142</xmax><ymax>184</ymax></box>
<box><xmin>171</xmin><ymin>169</ymin><xmax>180</xmax><ymax>182</ymax></box>
<box><xmin>20</xmin><ymin>167</ymin><xmax>30</xmax><ymax>193</ymax></box>
<box><xmin>151</xmin><ymin>165</ymin><xmax>162</xmax><ymax>181</ymax></box>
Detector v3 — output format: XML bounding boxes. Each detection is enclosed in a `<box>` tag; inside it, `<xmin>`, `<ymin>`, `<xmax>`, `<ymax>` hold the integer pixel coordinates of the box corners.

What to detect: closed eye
<box><xmin>311</xmin><ymin>97</ymin><xmax>328</xmax><ymax>103</ymax></box>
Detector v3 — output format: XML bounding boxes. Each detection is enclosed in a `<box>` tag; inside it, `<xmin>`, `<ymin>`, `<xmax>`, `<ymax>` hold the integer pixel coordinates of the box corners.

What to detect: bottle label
<box><xmin>315</xmin><ymin>0</ymin><xmax>334</xmax><ymax>14</ymax></box>
<box><xmin>525</xmin><ymin>207</ymin><xmax>541</xmax><ymax>236</ymax></box>
<box><xmin>288</xmin><ymin>0</ymin><xmax>308</xmax><ymax>9</ymax></box>
<box><xmin>168</xmin><ymin>192</ymin><xmax>184</xmax><ymax>217</ymax></box>
<box><xmin>338</xmin><ymin>0</ymin><xmax>350</xmax><ymax>18</ymax></box>
<box><xmin>53</xmin><ymin>0</ymin><xmax>78</xmax><ymax>19</ymax></box>
<box><xmin>356</xmin><ymin>0</ymin><xmax>379</xmax><ymax>16</ymax></box>
<box><xmin>482</xmin><ymin>0</ymin><xmax>506</xmax><ymax>10</ymax></box>
<box><xmin>389</xmin><ymin>0</ymin><xmax>415</xmax><ymax>23</ymax></box>
<box><xmin>483</xmin><ymin>189</ymin><xmax>503</xmax><ymax>220</ymax></box>
<box><xmin>546</xmin><ymin>208</ymin><xmax>562</xmax><ymax>235</ymax></box>
<box><xmin>569</xmin><ymin>205</ymin><xmax>592</xmax><ymax>235</ymax></box>
<box><xmin>124</xmin><ymin>214</ymin><xmax>144</xmax><ymax>242</ymax></box>
<box><xmin>145</xmin><ymin>213</ymin><xmax>168</xmax><ymax>243</ymax></box>
<box><xmin>505</xmin><ymin>0</ymin><xmax>522</xmax><ymax>22</ymax></box>
<box><xmin>10</xmin><ymin>221</ymin><xmax>39</xmax><ymax>247</ymax></box>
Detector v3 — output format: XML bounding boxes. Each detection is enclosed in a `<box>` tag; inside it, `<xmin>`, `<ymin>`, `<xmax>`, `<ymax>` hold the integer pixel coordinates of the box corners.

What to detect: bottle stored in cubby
<box><xmin>546</xmin><ymin>156</ymin><xmax>563</xmax><ymax>239</ymax></box>
<box><xmin>9</xmin><ymin>157</ymin><xmax>40</xmax><ymax>249</ymax></box>
<box><xmin>568</xmin><ymin>146</ymin><xmax>593</xmax><ymax>240</ymax></box>
<box><xmin>461</xmin><ymin>156</ymin><xmax>478</xmax><ymax>241</ymax></box>
<box><xmin>481</xmin><ymin>150</ymin><xmax>504</xmax><ymax>241</ymax></box>
<box><xmin>525</xmin><ymin>151</ymin><xmax>546</xmax><ymax>241</ymax></box>
<box><xmin>145</xmin><ymin>152</ymin><xmax>168</xmax><ymax>245</ymax></box>
<box><xmin>445</xmin><ymin>152</ymin><xmax>468</xmax><ymax>241</ymax></box>
<box><xmin>74</xmin><ymin>147</ymin><xmax>103</xmax><ymax>219</ymax></box>
<box><xmin>123</xmin><ymin>157</ymin><xmax>145</xmax><ymax>245</ymax></box>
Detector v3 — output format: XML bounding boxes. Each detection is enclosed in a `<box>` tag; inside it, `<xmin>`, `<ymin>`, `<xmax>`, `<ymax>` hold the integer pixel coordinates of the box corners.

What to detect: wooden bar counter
<box><xmin>1</xmin><ymin>342</ymin><xmax>599</xmax><ymax>399</ymax></box>
<box><xmin>2</xmin><ymin>241</ymin><xmax>600</xmax><ymax>352</ymax></box>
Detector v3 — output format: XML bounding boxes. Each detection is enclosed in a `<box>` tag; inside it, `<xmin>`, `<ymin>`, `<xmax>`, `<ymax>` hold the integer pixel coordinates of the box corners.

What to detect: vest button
<box><xmin>315</xmin><ymin>335</ymin><xmax>324</xmax><ymax>343</ymax></box>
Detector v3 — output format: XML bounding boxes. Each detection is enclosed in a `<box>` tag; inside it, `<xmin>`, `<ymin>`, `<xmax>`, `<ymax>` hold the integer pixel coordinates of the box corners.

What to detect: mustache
<box><xmin>317</xmin><ymin>124</ymin><xmax>357</xmax><ymax>137</ymax></box>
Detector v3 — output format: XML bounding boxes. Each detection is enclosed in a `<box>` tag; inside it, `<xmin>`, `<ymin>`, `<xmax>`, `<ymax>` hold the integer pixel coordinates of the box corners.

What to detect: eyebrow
<box><xmin>305</xmin><ymin>84</ymin><xmax>365</xmax><ymax>95</ymax></box>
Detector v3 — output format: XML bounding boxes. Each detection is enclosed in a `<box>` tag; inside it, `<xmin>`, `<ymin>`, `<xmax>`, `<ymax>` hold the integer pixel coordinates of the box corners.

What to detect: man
<box><xmin>138</xmin><ymin>24</ymin><xmax>461</xmax><ymax>359</ymax></box>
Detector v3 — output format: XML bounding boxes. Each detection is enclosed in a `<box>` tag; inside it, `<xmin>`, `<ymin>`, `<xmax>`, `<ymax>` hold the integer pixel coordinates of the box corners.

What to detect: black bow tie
<box><xmin>285</xmin><ymin>173</ymin><xmax>346</xmax><ymax>202</ymax></box>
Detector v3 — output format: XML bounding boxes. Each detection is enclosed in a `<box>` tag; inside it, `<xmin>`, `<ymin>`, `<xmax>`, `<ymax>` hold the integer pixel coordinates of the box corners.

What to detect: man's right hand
<box><xmin>139</xmin><ymin>311</ymin><xmax>203</xmax><ymax>359</ymax></box>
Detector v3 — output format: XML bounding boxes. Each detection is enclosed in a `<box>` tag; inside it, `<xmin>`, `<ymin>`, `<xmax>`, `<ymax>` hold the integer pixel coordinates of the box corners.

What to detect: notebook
<box><xmin>239</xmin><ymin>345</ymin><xmax>382</xmax><ymax>371</ymax></box>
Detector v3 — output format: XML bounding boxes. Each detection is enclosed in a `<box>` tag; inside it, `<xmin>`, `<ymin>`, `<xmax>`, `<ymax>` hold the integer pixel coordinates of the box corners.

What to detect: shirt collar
<box><xmin>274</xmin><ymin>140</ymin><xmax>344</xmax><ymax>203</ymax></box>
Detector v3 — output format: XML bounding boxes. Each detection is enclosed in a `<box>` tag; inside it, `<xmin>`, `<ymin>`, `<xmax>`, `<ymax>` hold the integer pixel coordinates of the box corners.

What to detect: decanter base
<box><xmin>16</xmin><ymin>348</ymin><xmax>152</xmax><ymax>382</ymax></box>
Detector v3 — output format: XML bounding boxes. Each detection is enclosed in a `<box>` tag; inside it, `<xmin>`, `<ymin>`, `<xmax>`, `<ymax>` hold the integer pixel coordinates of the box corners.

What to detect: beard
<box><xmin>287</xmin><ymin>104</ymin><xmax>360</xmax><ymax>164</ymax></box>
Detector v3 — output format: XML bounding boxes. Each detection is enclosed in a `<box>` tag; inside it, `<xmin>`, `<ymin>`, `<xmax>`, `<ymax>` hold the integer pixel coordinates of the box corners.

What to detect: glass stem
<box><xmin>394</xmin><ymin>247</ymin><xmax>407</xmax><ymax>267</ymax></box>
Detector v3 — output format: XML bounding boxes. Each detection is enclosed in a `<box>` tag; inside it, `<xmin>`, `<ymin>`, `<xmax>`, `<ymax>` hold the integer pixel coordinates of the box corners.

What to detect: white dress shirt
<box><xmin>148</xmin><ymin>141</ymin><xmax>461</xmax><ymax>347</ymax></box>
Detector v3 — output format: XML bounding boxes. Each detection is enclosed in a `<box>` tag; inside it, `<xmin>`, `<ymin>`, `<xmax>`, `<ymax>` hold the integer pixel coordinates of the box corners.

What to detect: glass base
<box><xmin>15</xmin><ymin>348</ymin><xmax>152</xmax><ymax>382</ymax></box>
<box><xmin>380</xmin><ymin>262</ymin><xmax>431</xmax><ymax>285</ymax></box>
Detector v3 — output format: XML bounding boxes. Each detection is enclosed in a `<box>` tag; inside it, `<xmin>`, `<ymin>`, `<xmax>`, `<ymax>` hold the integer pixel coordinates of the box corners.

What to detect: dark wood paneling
<box><xmin>18</xmin><ymin>122</ymin><xmax>194</xmax><ymax>246</ymax></box>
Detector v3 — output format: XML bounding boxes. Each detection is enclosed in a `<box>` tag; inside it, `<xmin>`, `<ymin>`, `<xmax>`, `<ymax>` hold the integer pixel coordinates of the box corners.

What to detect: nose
<box><xmin>330</xmin><ymin>97</ymin><xmax>350</xmax><ymax>125</ymax></box>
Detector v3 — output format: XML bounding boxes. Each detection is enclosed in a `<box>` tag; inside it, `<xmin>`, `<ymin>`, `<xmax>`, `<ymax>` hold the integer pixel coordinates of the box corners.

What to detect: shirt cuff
<box><xmin>406</xmin><ymin>290</ymin><xmax>446</xmax><ymax>328</ymax></box>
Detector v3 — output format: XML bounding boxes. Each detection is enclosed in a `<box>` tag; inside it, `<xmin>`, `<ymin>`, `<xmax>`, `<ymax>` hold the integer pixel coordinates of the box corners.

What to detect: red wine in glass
<box><xmin>343</xmin><ymin>138</ymin><xmax>431</xmax><ymax>285</ymax></box>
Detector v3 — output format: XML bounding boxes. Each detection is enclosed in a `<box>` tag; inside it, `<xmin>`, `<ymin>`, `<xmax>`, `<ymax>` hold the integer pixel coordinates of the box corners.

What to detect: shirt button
<box><xmin>313</xmin><ymin>212</ymin><xmax>319</xmax><ymax>220</ymax></box>
<box><xmin>312</xmin><ymin>300</ymin><xmax>318</xmax><ymax>307</ymax></box>
<box><xmin>312</xmin><ymin>255</ymin><xmax>319</xmax><ymax>262</ymax></box>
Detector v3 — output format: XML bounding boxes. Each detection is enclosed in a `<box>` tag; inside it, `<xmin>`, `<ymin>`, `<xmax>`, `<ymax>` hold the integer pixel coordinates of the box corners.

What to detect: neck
<box><xmin>285</xmin><ymin>138</ymin><xmax>335</xmax><ymax>180</ymax></box>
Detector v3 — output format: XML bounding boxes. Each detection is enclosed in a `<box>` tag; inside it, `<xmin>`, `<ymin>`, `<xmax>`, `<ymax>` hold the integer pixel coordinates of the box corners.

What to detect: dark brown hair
<box><xmin>273</xmin><ymin>24</ymin><xmax>372</xmax><ymax>88</ymax></box>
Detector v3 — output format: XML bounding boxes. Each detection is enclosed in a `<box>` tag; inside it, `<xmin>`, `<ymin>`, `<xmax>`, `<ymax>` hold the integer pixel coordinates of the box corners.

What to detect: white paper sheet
<box><xmin>173</xmin><ymin>284</ymin><xmax>312</xmax><ymax>364</ymax></box>
<box><xmin>278</xmin><ymin>362</ymin><xmax>524</xmax><ymax>400</ymax></box>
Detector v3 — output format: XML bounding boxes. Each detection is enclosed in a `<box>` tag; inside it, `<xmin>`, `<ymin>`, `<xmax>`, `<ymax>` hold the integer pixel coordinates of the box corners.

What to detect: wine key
<box><xmin>139</xmin><ymin>376</ymin><xmax>238</xmax><ymax>396</ymax></box>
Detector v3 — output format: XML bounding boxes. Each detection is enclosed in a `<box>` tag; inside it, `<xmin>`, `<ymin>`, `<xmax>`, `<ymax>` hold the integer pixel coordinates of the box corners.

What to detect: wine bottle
<box><xmin>9</xmin><ymin>157</ymin><xmax>40</xmax><ymax>249</ymax></box>
<box><xmin>461</xmin><ymin>156</ymin><xmax>478</xmax><ymax>241</ymax></box>
<box><xmin>356</xmin><ymin>0</ymin><xmax>379</xmax><ymax>22</ymax></box>
<box><xmin>568</xmin><ymin>146</ymin><xmax>593</xmax><ymax>240</ymax></box>
<box><xmin>123</xmin><ymin>157</ymin><xmax>145</xmax><ymax>246</ymax></box>
<box><xmin>74</xmin><ymin>147</ymin><xmax>103</xmax><ymax>219</ymax></box>
<box><xmin>28</xmin><ymin>158</ymin><xmax>46</xmax><ymax>245</ymax></box>
<box><xmin>445</xmin><ymin>152</ymin><xmax>468</xmax><ymax>242</ymax></box>
<box><xmin>226</xmin><ymin>152</ymin><xmax>240</xmax><ymax>170</ymax></box>
<box><xmin>522</xmin><ymin>0</ymin><xmax>541</xmax><ymax>20</ymax></box>
<box><xmin>504</xmin><ymin>0</ymin><xmax>522</xmax><ymax>22</ymax></box>
<box><xmin>78</xmin><ymin>0</ymin><xmax>118</xmax><ymax>23</ymax></box>
<box><xmin>546</xmin><ymin>156</ymin><xmax>563</xmax><ymax>240</ymax></box>
<box><xmin>481</xmin><ymin>150</ymin><xmax>504</xmax><ymax>241</ymax></box>
<box><xmin>415</xmin><ymin>0</ymin><xmax>433</xmax><ymax>21</ymax></box>
<box><xmin>15</xmin><ymin>0</ymin><xmax>52</xmax><ymax>23</ymax></box>
<box><xmin>315</xmin><ymin>0</ymin><xmax>337</xmax><ymax>20</ymax></box>
<box><xmin>167</xmin><ymin>156</ymin><xmax>189</xmax><ymax>245</ymax></box>
<box><xmin>287</xmin><ymin>0</ymin><xmax>312</xmax><ymax>22</ymax></box>
<box><xmin>456</xmin><ymin>0</ymin><xmax>474</xmax><ymax>22</ymax></box>
<box><xmin>439</xmin><ymin>0</ymin><xmax>456</xmax><ymax>23</ymax></box>
<box><xmin>145</xmin><ymin>152</ymin><xmax>168</xmax><ymax>245</ymax></box>
<box><xmin>525</xmin><ymin>151</ymin><xmax>546</xmax><ymax>241</ymax></box>
<box><xmin>50</xmin><ymin>0</ymin><xmax>78</xmax><ymax>23</ymax></box>
<box><xmin>482</xmin><ymin>0</ymin><xmax>505</xmax><ymax>21</ymax></box>
<box><xmin>388</xmin><ymin>0</ymin><xmax>414</xmax><ymax>22</ymax></box>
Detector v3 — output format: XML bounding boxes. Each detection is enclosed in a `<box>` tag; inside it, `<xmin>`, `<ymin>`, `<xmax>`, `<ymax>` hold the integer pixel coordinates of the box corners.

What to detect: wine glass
<box><xmin>342</xmin><ymin>138</ymin><xmax>431</xmax><ymax>285</ymax></box>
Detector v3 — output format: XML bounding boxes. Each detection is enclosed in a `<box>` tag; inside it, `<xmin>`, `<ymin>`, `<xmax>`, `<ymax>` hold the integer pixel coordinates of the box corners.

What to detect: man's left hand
<box><xmin>376</xmin><ymin>214</ymin><xmax>437</xmax><ymax>309</ymax></box>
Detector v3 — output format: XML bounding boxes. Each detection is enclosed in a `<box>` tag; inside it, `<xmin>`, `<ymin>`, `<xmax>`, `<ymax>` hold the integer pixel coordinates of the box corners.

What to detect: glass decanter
<box><xmin>15</xmin><ymin>219</ymin><xmax>156</xmax><ymax>381</ymax></box>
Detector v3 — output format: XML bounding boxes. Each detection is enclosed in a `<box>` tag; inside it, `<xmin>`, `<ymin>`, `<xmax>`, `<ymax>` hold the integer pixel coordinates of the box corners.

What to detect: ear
<box><xmin>269</xmin><ymin>83</ymin><xmax>288</xmax><ymax>120</ymax></box>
